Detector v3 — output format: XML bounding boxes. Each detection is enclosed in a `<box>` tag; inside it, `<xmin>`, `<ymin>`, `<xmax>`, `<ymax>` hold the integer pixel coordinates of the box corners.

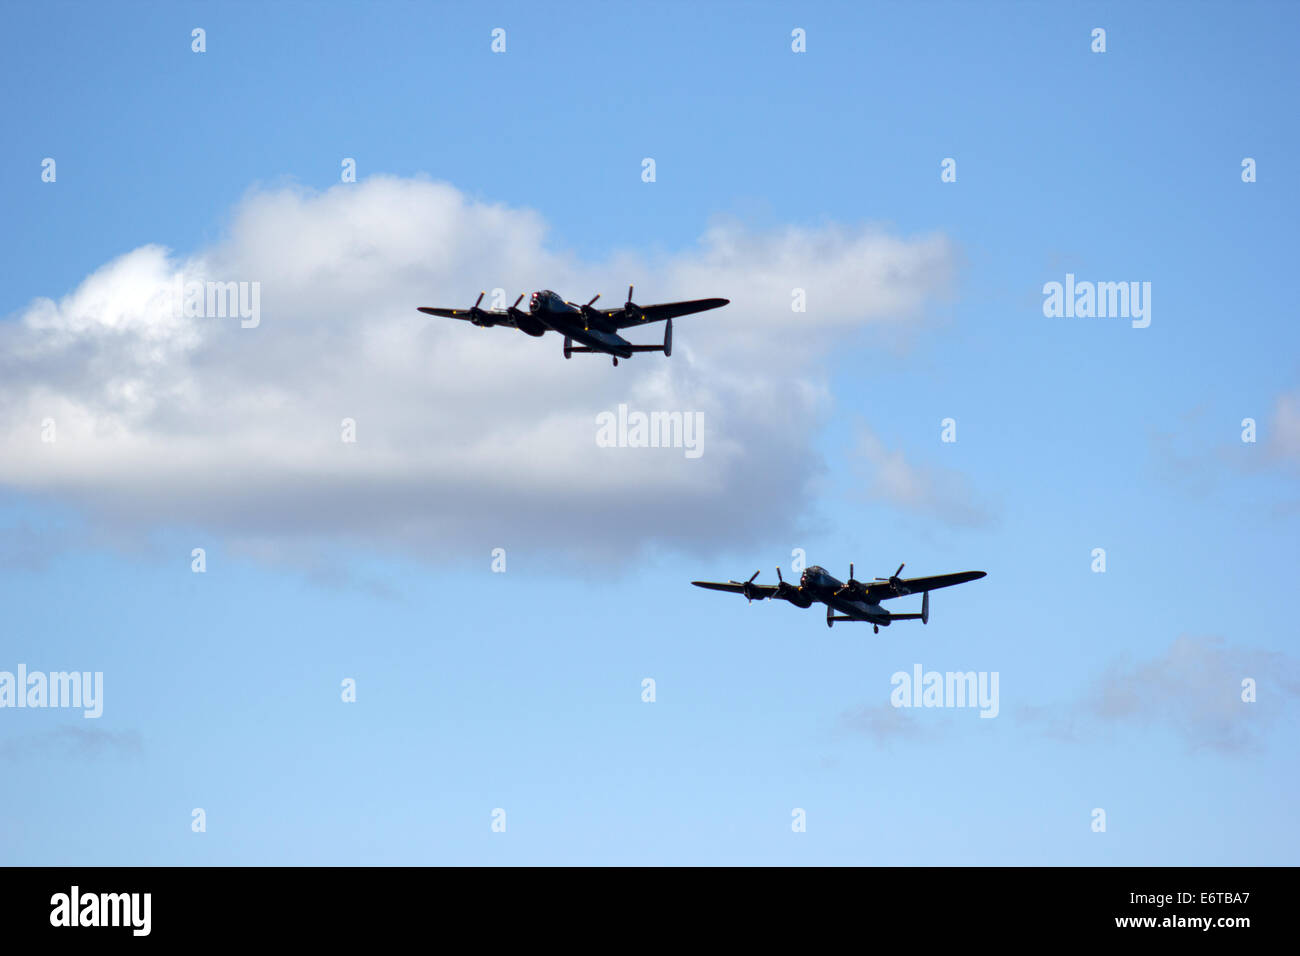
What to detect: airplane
<box><xmin>692</xmin><ymin>562</ymin><xmax>986</xmax><ymax>633</ymax></box>
<box><xmin>417</xmin><ymin>286</ymin><xmax>729</xmax><ymax>366</ymax></box>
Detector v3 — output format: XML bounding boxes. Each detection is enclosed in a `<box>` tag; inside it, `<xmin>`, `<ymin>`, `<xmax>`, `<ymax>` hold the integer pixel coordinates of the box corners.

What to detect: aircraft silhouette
<box><xmin>693</xmin><ymin>563</ymin><xmax>986</xmax><ymax>633</ymax></box>
<box><xmin>418</xmin><ymin>286</ymin><xmax>728</xmax><ymax>365</ymax></box>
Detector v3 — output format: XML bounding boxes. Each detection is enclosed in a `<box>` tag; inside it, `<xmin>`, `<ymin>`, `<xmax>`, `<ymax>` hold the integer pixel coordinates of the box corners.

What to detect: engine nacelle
<box><xmin>774</xmin><ymin>583</ymin><xmax>812</xmax><ymax>608</ymax></box>
<box><xmin>508</xmin><ymin>309</ymin><xmax>548</xmax><ymax>337</ymax></box>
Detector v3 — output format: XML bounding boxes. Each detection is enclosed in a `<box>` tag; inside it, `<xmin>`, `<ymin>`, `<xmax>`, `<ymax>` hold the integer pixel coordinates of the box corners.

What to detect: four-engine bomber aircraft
<box><xmin>692</xmin><ymin>563</ymin><xmax>986</xmax><ymax>632</ymax></box>
<box><xmin>418</xmin><ymin>286</ymin><xmax>729</xmax><ymax>365</ymax></box>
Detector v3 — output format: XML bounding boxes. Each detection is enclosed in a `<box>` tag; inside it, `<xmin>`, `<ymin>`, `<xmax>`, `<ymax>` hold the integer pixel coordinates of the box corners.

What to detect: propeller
<box><xmin>727</xmin><ymin>570</ymin><xmax>763</xmax><ymax>603</ymax></box>
<box><xmin>580</xmin><ymin>293</ymin><xmax>603</xmax><ymax>331</ymax></box>
<box><xmin>774</xmin><ymin>566</ymin><xmax>814</xmax><ymax>607</ymax></box>
<box><xmin>835</xmin><ymin>562</ymin><xmax>863</xmax><ymax>598</ymax></box>
<box><xmin>466</xmin><ymin>291</ymin><xmax>495</xmax><ymax>327</ymax></box>
<box><xmin>500</xmin><ymin>293</ymin><xmax>548</xmax><ymax>338</ymax></box>
<box><xmin>773</xmin><ymin>567</ymin><xmax>799</xmax><ymax>601</ymax></box>
<box><xmin>506</xmin><ymin>293</ymin><xmax>528</xmax><ymax>320</ymax></box>
<box><xmin>624</xmin><ymin>284</ymin><xmax>644</xmax><ymax>322</ymax></box>
<box><xmin>873</xmin><ymin>563</ymin><xmax>909</xmax><ymax>594</ymax></box>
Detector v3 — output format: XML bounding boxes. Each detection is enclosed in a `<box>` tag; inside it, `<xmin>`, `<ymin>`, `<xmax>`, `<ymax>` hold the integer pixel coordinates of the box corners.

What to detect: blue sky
<box><xmin>1</xmin><ymin>1</ymin><xmax>1297</xmax><ymax>865</ymax></box>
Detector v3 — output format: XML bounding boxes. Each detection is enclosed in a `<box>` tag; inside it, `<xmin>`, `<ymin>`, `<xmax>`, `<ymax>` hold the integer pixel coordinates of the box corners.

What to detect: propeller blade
<box><xmin>474</xmin><ymin>291</ymin><xmax>485</xmax><ymax>308</ymax></box>
<box><xmin>849</xmin><ymin>563</ymin><xmax>854</xmax><ymax>582</ymax></box>
<box><xmin>895</xmin><ymin>562</ymin><xmax>905</xmax><ymax>578</ymax></box>
<box><xmin>775</xmin><ymin>567</ymin><xmax>783</xmax><ymax>583</ymax></box>
<box><xmin>748</xmin><ymin>570</ymin><xmax>760</xmax><ymax>583</ymax></box>
<box><xmin>512</xmin><ymin>294</ymin><xmax>524</xmax><ymax>308</ymax></box>
<box><xmin>623</xmin><ymin>285</ymin><xmax>644</xmax><ymax>321</ymax></box>
<box><xmin>586</xmin><ymin>294</ymin><xmax>600</xmax><ymax>307</ymax></box>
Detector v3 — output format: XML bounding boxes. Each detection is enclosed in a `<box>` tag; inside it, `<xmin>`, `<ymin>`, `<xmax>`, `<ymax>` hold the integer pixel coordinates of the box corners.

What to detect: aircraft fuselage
<box><xmin>529</xmin><ymin>290</ymin><xmax>633</xmax><ymax>358</ymax></box>
<box><xmin>800</xmin><ymin>565</ymin><xmax>892</xmax><ymax>625</ymax></box>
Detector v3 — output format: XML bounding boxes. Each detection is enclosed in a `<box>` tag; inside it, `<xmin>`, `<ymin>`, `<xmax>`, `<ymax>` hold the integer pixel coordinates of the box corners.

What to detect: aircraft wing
<box><xmin>862</xmin><ymin>571</ymin><xmax>986</xmax><ymax>603</ymax></box>
<box><xmin>608</xmin><ymin>298</ymin><xmax>729</xmax><ymax>329</ymax></box>
<box><xmin>417</xmin><ymin>306</ymin><xmax>514</xmax><ymax>325</ymax></box>
<box><xmin>691</xmin><ymin>580</ymin><xmax>779</xmax><ymax>600</ymax></box>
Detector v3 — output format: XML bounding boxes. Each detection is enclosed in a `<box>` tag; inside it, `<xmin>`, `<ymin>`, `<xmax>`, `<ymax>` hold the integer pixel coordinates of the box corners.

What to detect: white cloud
<box><xmin>0</xmin><ymin>176</ymin><xmax>957</xmax><ymax>563</ymax></box>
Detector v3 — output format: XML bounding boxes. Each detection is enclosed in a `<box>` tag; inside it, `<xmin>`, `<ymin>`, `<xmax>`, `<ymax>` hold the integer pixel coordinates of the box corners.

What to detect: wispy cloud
<box><xmin>0</xmin><ymin>725</ymin><xmax>143</xmax><ymax>761</ymax></box>
<box><xmin>838</xmin><ymin>702</ymin><xmax>940</xmax><ymax>746</ymax></box>
<box><xmin>1019</xmin><ymin>635</ymin><xmax>1299</xmax><ymax>755</ymax></box>
<box><xmin>1148</xmin><ymin>391</ymin><xmax>1300</xmax><ymax>501</ymax></box>
<box><xmin>1266</xmin><ymin>390</ymin><xmax>1300</xmax><ymax>464</ymax></box>
<box><xmin>853</xmin><ymin>426</ymin><xmax>994</xmax><ymax>528</ymax></box>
